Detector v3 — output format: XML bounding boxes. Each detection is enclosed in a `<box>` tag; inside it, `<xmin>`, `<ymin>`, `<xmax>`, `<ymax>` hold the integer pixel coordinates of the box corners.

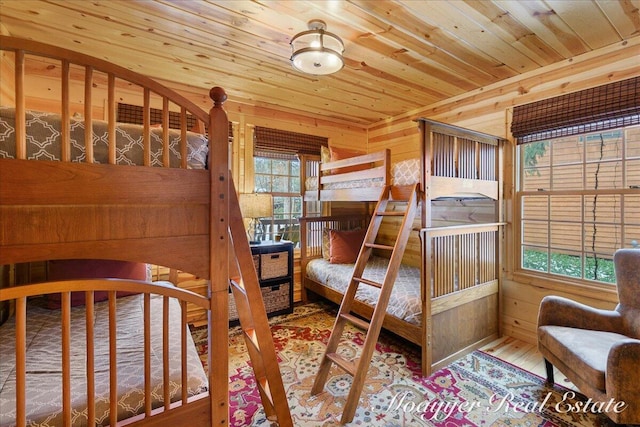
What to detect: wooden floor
<box><xmin>480</xmin><ymin>335</ymin><xmax>574</xmax><ymax>390</ymax></box>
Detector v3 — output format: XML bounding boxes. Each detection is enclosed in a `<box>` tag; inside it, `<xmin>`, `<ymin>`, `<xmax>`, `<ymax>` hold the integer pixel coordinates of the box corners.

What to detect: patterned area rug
<box><xmin>191</xmin><ymin>302</ymin><xmax>616</xmax><ymax>426</ymax></box>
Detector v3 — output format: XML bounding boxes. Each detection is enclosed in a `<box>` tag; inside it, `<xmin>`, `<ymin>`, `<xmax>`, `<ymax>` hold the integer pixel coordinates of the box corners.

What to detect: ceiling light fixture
<box><xmin>290</xmin><ymin>19</ymin><xmax>344</xmax><ymax>75</ymax></box>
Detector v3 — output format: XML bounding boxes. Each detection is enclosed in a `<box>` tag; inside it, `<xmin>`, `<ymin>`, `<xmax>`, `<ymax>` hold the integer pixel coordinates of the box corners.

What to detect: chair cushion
<box><xmin>538</xmin><ymin>325</ymin><xmax>629</xmax><ymax>390</ymax></box>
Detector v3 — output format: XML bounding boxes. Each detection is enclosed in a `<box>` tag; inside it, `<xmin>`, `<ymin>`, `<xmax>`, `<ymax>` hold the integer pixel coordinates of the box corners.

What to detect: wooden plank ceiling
<box><xmin>0</xmin><ymin>0</ymin><xmax>638</xmax><ymax>126</ymax></box>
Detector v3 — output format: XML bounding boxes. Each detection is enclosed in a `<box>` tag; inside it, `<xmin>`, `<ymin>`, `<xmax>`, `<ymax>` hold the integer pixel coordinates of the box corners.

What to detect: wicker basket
<box><xmin>261</xmin><ymin>282</ymin><xmax>291</xmax><ymax>313</ymax></box>
<box><xmin>229</xmin><ymin>282</ymin><xmax>291</xmax><ymax>322</ymax></box>
<box><xmin>260</xmin><ymin>252</ymin><xmax>288</xmax><ymax>280</ymax></box>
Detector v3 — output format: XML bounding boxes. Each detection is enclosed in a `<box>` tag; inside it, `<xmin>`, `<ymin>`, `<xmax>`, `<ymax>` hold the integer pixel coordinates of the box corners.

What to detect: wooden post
<box><xmin>208</xmin><ymin>87</ymin><xmax>230</xmax><ymax>427</ymax></box>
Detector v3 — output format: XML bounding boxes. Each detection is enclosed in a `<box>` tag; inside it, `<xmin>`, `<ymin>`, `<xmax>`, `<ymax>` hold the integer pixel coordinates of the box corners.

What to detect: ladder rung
<box><xmin>229</xmin><ymin>277</ymin><xmax>247</xmax><ymax>295</ymax></box>
<box><xmin>243</xmin><ymin>328</ymin><xmax>260</xmax><ymax>352</ymax></box>
<box><xmin>326</xmin><ymin>353</ymin><xmax>356</xmax><ymax>376</ymax></box>
<box><xmin>376</xmin><ymin>211</ymin><xmax>405</xmax><ymax>216</ymax></box>
<box><xmin>353</xmin><ymin>277</ymin><xmax>382</xmax><ymax>289</ymax></box>
<box><xmin>339</xmin><ymin>313</ymin><xmax>370</xmax><ymax>332</ymax></box>
<box><xmin>364</xmin><ymin>243</ymin><xmax>394</xmax><ymax>251</ymax></box>
<box><xmin>256</xmin><ymin>376</ymin><xmax>275</xmax><ymax>409</ymax></box>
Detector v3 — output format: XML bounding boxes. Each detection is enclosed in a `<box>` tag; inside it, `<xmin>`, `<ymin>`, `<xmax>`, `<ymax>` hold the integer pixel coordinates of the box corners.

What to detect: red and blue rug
<box><xmin>191</xmin><ymin>303</ymin><xmax>615</xmax><ymax>426</ymax></box>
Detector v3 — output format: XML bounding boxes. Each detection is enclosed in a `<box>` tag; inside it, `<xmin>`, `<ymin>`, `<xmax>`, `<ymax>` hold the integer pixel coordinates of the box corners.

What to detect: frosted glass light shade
<box><xmin>291</xmin><ymin>20</ymin><xmax>344</xmax><ymax>75</ymax></box>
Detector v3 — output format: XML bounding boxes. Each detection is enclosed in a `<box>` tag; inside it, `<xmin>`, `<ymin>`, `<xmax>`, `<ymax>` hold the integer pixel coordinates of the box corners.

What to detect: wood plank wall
<box><xmin>367</xmin><ymin>37</ymin><xmax>639</xmax><ymax>344</ymax></box>
<box><xmin>0</xmin><ymin>51</ymin><xmax>15</xmax><ymax>106</ymax></box>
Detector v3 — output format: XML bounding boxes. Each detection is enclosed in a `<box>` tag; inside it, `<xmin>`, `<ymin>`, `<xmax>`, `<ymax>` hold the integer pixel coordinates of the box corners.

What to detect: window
<box><xmin>518</xmin><ymin>126</ymin><xmax>639</xmax><ymax>284</ymax></box>
<box><xmin>254</xmin><ymin>155</ymin><xmax>302</xmax><ymax>245</ymax></box>
<box><xmin>513</xmin><ymin>77</ymin><xmax>640</xmax><ymax>286</ymax></box>
<box><xmin>251</xmin><ymin>126</ymin><xmax>327</xmax><ymax>247</ymax></box>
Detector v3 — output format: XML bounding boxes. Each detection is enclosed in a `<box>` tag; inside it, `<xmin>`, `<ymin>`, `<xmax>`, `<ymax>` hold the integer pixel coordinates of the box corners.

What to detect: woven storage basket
<box><xmin>260</xmin><ymin>251</ymin><xmax>288</xmax><ymax>280</ymax></box>
<box><xmin>228</xmin><ymin>282</ymin><xmax>291</xmax><ymax>322</ymax></box>
<box><xmin>261</xmin><ymin>282</ymin><xmax>291</xmax><ymax>313</ymax></box>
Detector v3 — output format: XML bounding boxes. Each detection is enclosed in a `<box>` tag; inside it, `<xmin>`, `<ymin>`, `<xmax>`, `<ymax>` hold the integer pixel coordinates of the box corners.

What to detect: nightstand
<box><xmin>229</xmin><ymin>240</ymin><xmax>294</xmax><ymax>324</ymax></box>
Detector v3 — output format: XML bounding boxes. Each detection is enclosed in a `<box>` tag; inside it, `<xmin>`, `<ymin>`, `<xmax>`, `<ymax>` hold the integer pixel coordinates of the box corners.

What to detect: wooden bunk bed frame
<box><xmin>301</xmin><ymin>149</ymin><xmax>390</xmax><ymax>202</ymax></box>
<box><xmin>299</xmin><ymin>119</ymin><xmax>505</xmax><ymax>376</ymax></box>
<box><xmin>0</xmin><ymin>36</ymin><xmax>232</xmax><ymax>427</ymax></box>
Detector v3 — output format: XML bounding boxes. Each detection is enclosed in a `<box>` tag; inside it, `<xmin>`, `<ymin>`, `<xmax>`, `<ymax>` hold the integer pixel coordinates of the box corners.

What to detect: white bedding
<box><xmin>0</xmin><ymin>292</ymin><xmax>208</xmax><ymax>427</ymax></box>
<box><xmin>306</xmin><ymin>256</ymin><xmax>422</xmax><ymax>326</ymax></box>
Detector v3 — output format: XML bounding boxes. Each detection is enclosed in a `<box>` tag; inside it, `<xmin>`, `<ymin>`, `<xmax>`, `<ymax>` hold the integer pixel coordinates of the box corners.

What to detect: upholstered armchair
<box><xmin>537</xmin><ymin>248</ymin><xmax>640</xmax><ymax>425</ymax></box>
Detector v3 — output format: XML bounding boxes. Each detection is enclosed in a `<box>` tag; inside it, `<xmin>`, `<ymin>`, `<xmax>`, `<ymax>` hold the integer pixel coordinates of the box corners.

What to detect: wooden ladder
<box><xmin>310</xmin><ymin>184</ymin><xmax>419</xmax><ymax>424</ymax></box>
<box><xmin>227</xmin><ymin>187</ymin><xmax>293</xmax><ymax>427</ymax></box>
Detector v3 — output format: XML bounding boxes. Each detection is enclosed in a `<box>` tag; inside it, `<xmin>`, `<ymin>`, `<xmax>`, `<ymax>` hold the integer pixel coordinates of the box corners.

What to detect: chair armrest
<box><xmin>606</xmin><ymin>339</ymin><xmax>640</xmax><ymax>418</ymax></box>
<box><xmin>538</xmin><ymin>295</ymin><xmax>622</xmax><ymax>332</ymax></box>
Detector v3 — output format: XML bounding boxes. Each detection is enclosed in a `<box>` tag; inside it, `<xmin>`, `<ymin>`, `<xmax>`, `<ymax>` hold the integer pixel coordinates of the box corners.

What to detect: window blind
<box><xmin>254</xmin><ymin>126</ymin><xmax>327</xmax><ymax>159</ymax></box>
<box><xmin>511</xmin><ymin>76</ymin><xmax>640</xmax><ymax>144</ymax></box>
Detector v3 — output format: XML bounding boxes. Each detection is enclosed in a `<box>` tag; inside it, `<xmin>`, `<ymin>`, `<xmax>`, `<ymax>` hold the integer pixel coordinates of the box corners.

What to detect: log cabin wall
<box><xmin>367</xmin><ymin>37</ymin><xmax>640</xmax><ymax>344</ymax></box>
<box><xmin>0</xmin><ymin>54</ymin><xmax>14</xmax><ymax>106</ymax></box>
<box><xmin>0</xmin><ymin>26</ymin><xmax>11</xmax><ymax>105</ymax></box>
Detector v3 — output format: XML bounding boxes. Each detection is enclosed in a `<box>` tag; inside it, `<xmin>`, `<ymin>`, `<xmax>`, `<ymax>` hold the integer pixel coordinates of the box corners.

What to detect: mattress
<box><xmin>0</xmin><ymin>292</ymin><xmax>208</xmax><ymax>427</ymax></box>
<box><xmin>0</xmin><ymin>107</ymin><xmax>208</xmax><ymax>168</ymax></box>
<box><xmin>306</xmin><ymin>256</ymin><xmax>422</xmax><ymax>325</ymax></box>
<box><xmin>305</xmin><ymin>157</ymin><xmax>420</xmax><ymax>191</ymax></box>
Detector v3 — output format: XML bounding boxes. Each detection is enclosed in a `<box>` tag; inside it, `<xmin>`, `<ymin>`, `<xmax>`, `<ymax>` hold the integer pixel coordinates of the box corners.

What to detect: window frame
<box><xmin>253</xmin><ymin>155</ymin><xmax>303</xmax><ymax>245</ymax></box>
<box><xmin>514</xmin><ymin>124</ymin><xmax>639</xmax><ymax>293</ymax></box>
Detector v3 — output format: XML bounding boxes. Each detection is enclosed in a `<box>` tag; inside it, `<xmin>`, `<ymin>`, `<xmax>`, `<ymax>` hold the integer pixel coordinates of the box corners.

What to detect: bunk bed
<box><xmin>0</xmin><ymin>36</ymin><xmax>232</xmax><ymax>427</ymax></box>
<box><xmin>302</xmin><ymin>148</ymin><xmax>391</xmax><ymax>202</ymax></box>
<box><xmin>299</xmin><ymin>119</ymin><xmax>505</xmax><ymax>376</ymax></box>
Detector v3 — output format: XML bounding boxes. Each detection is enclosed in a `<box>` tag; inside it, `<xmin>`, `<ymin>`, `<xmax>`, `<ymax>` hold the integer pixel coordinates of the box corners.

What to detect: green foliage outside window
<box><xmin>522</xmin><ymin>249</ymin><xmax>615</xmax><ymax>283</ymax></box>
<box><xmin>522</xmin><ymin>141</ymin><xmax>548</xmax><ymax>176</ymax></box>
